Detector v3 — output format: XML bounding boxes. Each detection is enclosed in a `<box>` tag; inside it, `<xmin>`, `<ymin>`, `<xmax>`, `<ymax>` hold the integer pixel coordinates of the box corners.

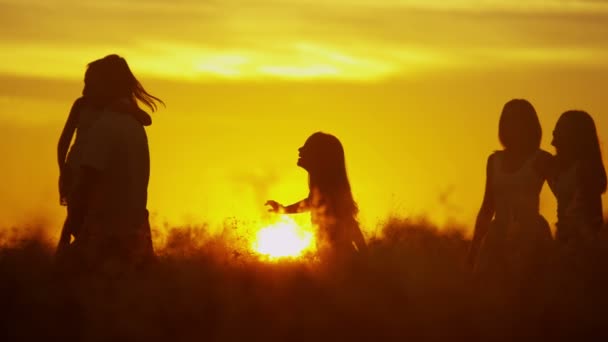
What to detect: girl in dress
<box><xmin>467</xmin><ymin>99</ymin><xmax>553</xmax><ymax>281</ymax></box>
<box><xmin>266</xmin><ymin>132</ymin><xmax>367</xmax><ymax>262</ymax></box>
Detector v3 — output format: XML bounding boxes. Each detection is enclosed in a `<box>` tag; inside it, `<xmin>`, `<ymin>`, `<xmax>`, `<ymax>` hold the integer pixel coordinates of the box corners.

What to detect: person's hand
<box><xmin>265</xmin><ymin>200</ymin><xmax>284</xmax><ymax>213</ymax></box>
<box><xmin>58</xmin><ymin>178</ymin><xmax>67</xmax><ymax>206</ymax></box>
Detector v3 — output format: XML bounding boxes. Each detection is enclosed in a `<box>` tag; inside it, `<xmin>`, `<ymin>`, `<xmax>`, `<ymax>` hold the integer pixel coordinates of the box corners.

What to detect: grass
<box><xmin>1</xmin><ymin>217</ymin><xmax>607</xmax><ymax>341</ymax></box>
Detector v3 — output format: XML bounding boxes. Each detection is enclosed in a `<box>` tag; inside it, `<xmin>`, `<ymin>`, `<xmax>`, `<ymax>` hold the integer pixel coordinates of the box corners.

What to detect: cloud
<box><xmin>1</xmin><ymin>0</ymin><xmax>608</xmax><ymax>81</ymax></box>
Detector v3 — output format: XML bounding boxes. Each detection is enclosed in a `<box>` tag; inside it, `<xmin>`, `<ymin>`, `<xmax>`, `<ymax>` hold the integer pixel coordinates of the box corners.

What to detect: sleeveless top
<box><xmin>491</xmin><ymin>150</ymin><xmax>545</xmax><ymax>228</ymax></box>
<box><xmin>476</xmin><ymin>150</ymin><xmax>552</xmax><ymax>278</ymax></box>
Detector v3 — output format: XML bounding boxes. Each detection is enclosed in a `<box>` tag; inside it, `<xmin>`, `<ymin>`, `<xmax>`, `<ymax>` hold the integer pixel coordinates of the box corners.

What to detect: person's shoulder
<box><xmin>537</xmin><ymin>149</ymin><xmax>553</xmax><ymax>160</ymax></box>
<box><xmin>73</xmin><ymin>96</ymin><xmax>98</xmax><ymax>112</ymax></box>
<box><xmin>485</xmin><ymin>151</ymin><xmax>504</xmax><ymax>176</ymax></box>
<box><xmin>535</xmin><ymin>149</ymin><xmax>554</xmax><ymax>168</ymax></box>
<box><xmin>68</xmin><ymin>97</ymin><xmax>87</xmax><ymax>118</ymax></box>
<box><xmin>487</xmin><ymin>150</ymin><xmax>502</xmax><ymax>165</ymax></box>
<box><xmin>101</xmin><ymin>110</ymin><xmax>147</xmax><ymax>141</ymax></box>
<box><xmin>72</xmin><ymin>96</ymin><xmax>85</xmax><ymax>107</ymax></box>
<box><xmin>107</xmin><ymin>100</ymin><xmax>152</xmax><ymax>126</ymax></box>
<box><xmin>534</xmin><ymin>149</ymin><xmax>554</xmax><ymax>178</ymax></box>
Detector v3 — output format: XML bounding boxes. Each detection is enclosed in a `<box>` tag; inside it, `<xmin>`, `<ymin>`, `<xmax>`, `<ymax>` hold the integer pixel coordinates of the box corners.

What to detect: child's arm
<box><xmin>265</xmin><ymin>198</ymin><xmax>310</xmax><ymax>214</ymax></box>
<box><xmin>57</xmin><ymin>98</ymin><xmax>83</xmax><ymax>170</ymax></box>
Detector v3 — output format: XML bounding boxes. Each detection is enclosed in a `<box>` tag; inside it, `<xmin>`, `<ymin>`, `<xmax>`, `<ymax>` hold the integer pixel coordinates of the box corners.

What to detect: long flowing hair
<box><xmin>555</xmin><ymin>110</ymin><xmax>607</xmax><ymax>195</ymax></box>
<box><xmin>304</xmin><ymin>132</ymin><xmax>359</xmax><ymax>220</ymax></box>
<box><xmin>83</xmin><ymin>54</ymin><xmax>164</xmax><ymax>112</ymax></box>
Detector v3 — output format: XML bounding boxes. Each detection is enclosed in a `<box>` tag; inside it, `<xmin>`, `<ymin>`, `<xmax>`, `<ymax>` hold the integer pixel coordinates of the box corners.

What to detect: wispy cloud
<box><xmin>1</xmin><ymin>0</ymin><xmax>607</xmax><ymax>80</ymax></box>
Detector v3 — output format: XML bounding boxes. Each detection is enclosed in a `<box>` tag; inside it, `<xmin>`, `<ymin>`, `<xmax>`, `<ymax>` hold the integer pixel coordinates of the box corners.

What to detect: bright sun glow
<box><xmin>252</xmin><ymin>215</ymin><xmax>315</xmax><ymax>260</ymax></box>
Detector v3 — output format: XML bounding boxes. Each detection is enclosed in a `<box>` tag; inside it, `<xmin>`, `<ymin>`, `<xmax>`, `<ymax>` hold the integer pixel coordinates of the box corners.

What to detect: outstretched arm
<box><xmin>265</xmin><ymin>198</ymin><xmax>310</xmax><ymax>214</ymax></box>
<box><xmin>467</xmin><ymin>154</ymin><xmax>496</xmax><ymax>268</ymax></box>
<box><xmin>57</xmin><ymin>98</ymin><xmax>83</xmax><ymax>170</ymax></box>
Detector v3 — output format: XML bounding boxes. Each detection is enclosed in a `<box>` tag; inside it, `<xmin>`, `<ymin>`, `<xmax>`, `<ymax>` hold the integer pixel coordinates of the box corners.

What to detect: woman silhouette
<box><xmin>266</xmin><ymin>132</ymin><xmax>367</xmax><ymax>262</ymax></box>
<box><xmin>549</xmin><ymin>110</ymin><xmax>606</xmax><ymax>245</ymax></box>
<box><xmin>467</xmin><ymin>99</ymin><xmax>553</xmax><ymax>281</ymax></box>
<box><xmin>56</xmin><ymin>54</ymin><xmax>163</xmax><ymax>265</ymax></box>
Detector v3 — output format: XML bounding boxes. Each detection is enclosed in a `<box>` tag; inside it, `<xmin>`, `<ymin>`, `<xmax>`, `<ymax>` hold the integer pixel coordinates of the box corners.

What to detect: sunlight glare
<box><xmin>253</xmin><ymin>215</ymin><xmax>315</xmax><ymax>260</ymax></box>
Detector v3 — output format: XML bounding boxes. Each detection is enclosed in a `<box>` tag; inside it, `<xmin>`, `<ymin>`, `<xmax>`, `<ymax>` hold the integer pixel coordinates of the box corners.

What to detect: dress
<box><xmin>309</xmin><ymin>191</ymin><xmax>363</xmax><ymax>263</ymax></box>
<box><xmin>475</xmin><ymin>150</ymin><xmax>553</xmax><ymax>279</ymax></box>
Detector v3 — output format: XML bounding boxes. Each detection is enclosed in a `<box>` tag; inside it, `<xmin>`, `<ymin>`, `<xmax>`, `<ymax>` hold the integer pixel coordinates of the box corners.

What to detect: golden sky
<box><xmin>0</xmin><ymin>0</ymin><xmax>607</xmax><ymax>236</ymax></box>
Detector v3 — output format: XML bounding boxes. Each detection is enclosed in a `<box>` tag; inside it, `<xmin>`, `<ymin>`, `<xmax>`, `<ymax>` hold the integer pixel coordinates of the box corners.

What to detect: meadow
<box><xmin>1</xmin><ymin>217</ymin><xmax>607</xmax><ymax>341</ymax></box>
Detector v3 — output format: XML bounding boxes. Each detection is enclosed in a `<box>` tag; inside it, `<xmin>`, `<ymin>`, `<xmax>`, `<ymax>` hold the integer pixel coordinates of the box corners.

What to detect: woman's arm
<box><xmin>536</xmin><ymin>150</ymin><xmax>555</xmax><ymax>188</ymax></box>
<box><xmin>69</xmin><ymin>165</ymin><xmax>100</xmax><ymax>221</ymax></box>
<box><xmin>265</xmin><ymin>198</ymin><xmax>310</xmax><ymax>214</ymax></box>
<box><xmin>467</xmin><ymin>154</ymin><xmax>496</xmax><ymax>268</ymax></box>
<box><xmin>57</xmin><ymin>98</ymin><xmax>83</xmax><ymax>170</ymax></box>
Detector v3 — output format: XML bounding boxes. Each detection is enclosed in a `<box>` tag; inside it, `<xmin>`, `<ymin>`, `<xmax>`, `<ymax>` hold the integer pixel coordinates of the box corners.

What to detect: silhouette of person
<box><xmin>548</xmin><ymin>110</ymin><xmax>606</xmax><ymax>245</ymax></box>
<box><xmin>56</xmin><ymin>54</ymin><xmax>163</xmax><ymax>271</ymax></box>
<box><xmin>56</xmin><ymin>98</ymin><xmax>100</xmax><ymax>259</ymax></box>
<box><xmin>467</xmin><ymin>99</ymin><xmax>553</xmax><ymax>281</ymax></box>
<box><xmin>266</xmin><ymin>132</ymin><xmax>367</xmax><ymax>262</ymax></box>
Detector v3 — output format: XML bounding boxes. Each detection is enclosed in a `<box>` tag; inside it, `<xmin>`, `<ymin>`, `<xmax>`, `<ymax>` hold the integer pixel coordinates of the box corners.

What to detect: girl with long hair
<box><xmin>266</xmin><ymin>132</ymin><xmax>367</xmax><ymax>261</ymax></box>
<box><xmin>467</xmin><ymin>99</ymin><xmax>553</xmax><ymax>281</ymax></box>
<box><xmin>56</xmin><ymin>54</ymin><xmax>163</xmax><ymax>262</ymax></box>
<box><xmin>549</xmin><ymin>110</ymin><xmax>606</xmax><ymax>244</ymax></box>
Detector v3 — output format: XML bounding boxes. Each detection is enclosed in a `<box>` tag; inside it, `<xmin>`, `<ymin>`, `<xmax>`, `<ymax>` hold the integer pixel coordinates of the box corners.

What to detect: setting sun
<box><xmin>252</xmin><ymin>215</ymin><xmax>316</xmax><ymax>260</ymax></box>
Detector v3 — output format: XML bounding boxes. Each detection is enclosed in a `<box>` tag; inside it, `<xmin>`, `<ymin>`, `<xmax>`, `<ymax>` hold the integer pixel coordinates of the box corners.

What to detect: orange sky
<box><xmin>0</xmin><ymin>0</ymin><xmax>607</xmax><ymax>237</ymax></box>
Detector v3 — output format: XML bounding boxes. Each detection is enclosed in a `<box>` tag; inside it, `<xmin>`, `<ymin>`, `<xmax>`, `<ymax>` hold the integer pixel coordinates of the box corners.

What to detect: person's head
<box><xmin>552</xmin><ymin>110</ymin><xmax>606</xmax><ymax>194</ymax></box>
<box><xmin>298</xmin><ymin>132</ymin><xmax>357</xmax><ymax>216</ymax></box>
<box><xmin>83</xmin><ymin>54</ymin><xmax>164</xmax><ymax>112</ymax></box>
<box><xmin>498</xmin><ymin>99</ymin><xmax>542</xmax><ymax>155</ymax></box>
<box><xmin>298</xmin><ymin>132</ymin><xmax>346</xmax><ymax>174</ymax></box>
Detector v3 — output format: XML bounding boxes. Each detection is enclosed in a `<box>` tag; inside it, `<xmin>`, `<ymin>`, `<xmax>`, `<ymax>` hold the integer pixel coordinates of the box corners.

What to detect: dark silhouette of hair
<box><xmin>498</xmin><ymin>99</ymin><xmax>542</xmax><ymax>154</ymax></box>
<box><xmin>302</xmin><ymin>132</ymin><xmax>359</xmax><ymax>220</ymax></box>
<box><xmin>554</xmin><ymin>110</ymin><xmax>607</xmax><ymax>195</ymax></box>
<box><xmin>83</xmin><ymin>54</ymin><xmax>164</xmax><ymax>112</ymax></box>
